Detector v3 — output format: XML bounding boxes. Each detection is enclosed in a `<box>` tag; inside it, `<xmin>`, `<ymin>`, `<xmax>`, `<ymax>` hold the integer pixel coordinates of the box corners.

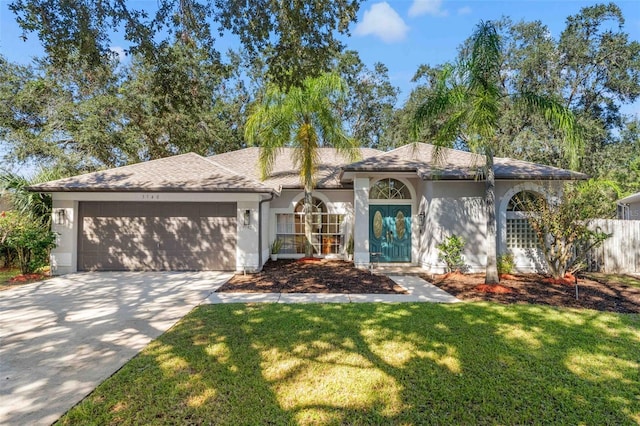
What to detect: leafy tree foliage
<box><xmin>332</xmin><ymin>51</ymin><xmax>399</xmax><ymax>149</ymax></box>
<box><xmin>0</xmin><ymin>210</ymin><xmax>56</xmax><ymax>274</ymax></box>
<box><xmin>245</xmin><ymin>73</ymin><xmax>359</xmax><ymax>257</ymax></box>
<box><xmin>520</xmin><ymin>183</ymin><xmax>611</xmax><ymax>279</ymax></box>
<box><xmin>0</xmin><ymin>37</ymin><xmax>249</xmax><ymax>171</ymax></box>
<box><xmin>9</xmin><ymin>0</ymin><xmax>360</xmax><ymax>89</ymax></box>
<box><xmin>0</xmin><ymin>169</ymin><xmax>63</xmax><ymax>227</ymax></box>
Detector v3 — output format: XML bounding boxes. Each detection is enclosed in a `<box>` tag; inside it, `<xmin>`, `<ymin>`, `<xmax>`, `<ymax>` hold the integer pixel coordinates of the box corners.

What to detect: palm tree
<box><xmin>0</xmin><ymin>168</ymin><xmax>63</xmax><ymax>228</ymax></box>
<box><xmin>413</xmin><ymin>21</ymin><xmax>582</xmax><ymax>284</ymax></box>
<box><xmin>245</xmin><ymin>73</ymin><xmax>360</xmax><ymax>257</ymax></box>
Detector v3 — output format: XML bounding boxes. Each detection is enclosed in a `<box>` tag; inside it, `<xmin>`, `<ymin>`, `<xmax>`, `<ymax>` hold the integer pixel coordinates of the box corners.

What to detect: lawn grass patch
<box><xmin>0</xmin><ymin>268</ymin><xmax>19</xmax><ymax>289</ymax></box>
<box><xmin>58</xmin><ymin>303</ymin><xmax>640</xmax><ymax>425</ymax></box>
<box><xmin>583</xmin><ymin>272</ymin><xmax>640</xmax><ymax>289</ymax></box>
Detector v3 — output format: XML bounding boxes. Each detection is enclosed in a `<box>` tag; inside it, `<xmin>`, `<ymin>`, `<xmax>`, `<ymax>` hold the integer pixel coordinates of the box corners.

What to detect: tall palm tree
<box><xmin>413</xmin><ymin>21</ymin><xmax>582</xmax><ymax>284</ymax></box>
<box><xmin>245</xmin><ymin>73</ymin><xmax>360</xmax><ymax>257</ymax></box>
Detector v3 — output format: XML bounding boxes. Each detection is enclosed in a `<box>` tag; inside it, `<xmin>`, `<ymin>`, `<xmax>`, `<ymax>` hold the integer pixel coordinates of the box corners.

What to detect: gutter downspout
<box><xmin>258</xmin><ymin>191</ymin><xmax>277</xmax><ymax>269</ymax></box>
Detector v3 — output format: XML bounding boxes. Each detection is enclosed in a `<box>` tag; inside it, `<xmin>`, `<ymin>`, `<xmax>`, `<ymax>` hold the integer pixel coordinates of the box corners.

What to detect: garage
<box><xmin>78</xmin><ymin>201</ymin><xmax>237</xmax><ymax>271</ymax></box>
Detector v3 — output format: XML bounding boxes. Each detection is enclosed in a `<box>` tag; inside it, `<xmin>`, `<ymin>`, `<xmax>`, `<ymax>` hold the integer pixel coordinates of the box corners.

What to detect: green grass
<box><xmin>0</xmin><ymin>268</ymin><xmax>20</xmax><ymax>288</ymax></box>
<box><xmin>583</xmin><ymin>272</ymin><xmax>640</xmax><ymax>289</ymax></box>
<box><xmin>58</xmin><ymin>303</ymin><xmax>640</xmax><ymax>426</ymax></box>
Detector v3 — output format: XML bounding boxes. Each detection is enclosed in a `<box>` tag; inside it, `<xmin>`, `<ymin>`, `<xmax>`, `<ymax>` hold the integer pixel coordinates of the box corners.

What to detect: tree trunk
<box><xmin>485</xmin><ymin>149</ymin><xmax>500</xmax><ymax>284</ymax></box>
<box><xmin>303</xmin><ymin>188</ymin><xmax>314</xmax><ymax>257</ymax></box>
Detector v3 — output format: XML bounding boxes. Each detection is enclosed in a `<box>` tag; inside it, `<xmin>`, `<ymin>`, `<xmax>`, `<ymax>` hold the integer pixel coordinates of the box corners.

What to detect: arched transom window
<box><xmin>506</xmin><ymin>191</ymin><xmax>543</xmax><ymax>249</ymax></box>
<box><xmin>370</xmin><ymin>178</ymin><xmax>411</xmax><ymax>200</ymax></box>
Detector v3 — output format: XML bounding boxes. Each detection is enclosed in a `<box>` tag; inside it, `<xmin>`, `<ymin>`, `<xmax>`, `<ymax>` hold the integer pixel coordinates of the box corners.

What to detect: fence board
<box><xmin>588</xmin><ymin>219</ymin><xmax>640</xmax><ymax>274</ymax></box>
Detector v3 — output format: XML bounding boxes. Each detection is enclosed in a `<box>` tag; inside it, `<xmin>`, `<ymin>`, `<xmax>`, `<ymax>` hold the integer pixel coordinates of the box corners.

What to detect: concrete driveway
<box><xmin>0</xmin><ymin>271</ymin><xmax>231</xmax><ymax>426</ymax></box>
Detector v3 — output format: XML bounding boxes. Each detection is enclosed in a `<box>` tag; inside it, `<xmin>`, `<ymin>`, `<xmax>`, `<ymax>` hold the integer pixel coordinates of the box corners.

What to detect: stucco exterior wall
<box><xmin>353</xmin><ymin>177</ymin><xmax>370</xmax><ymax>268</ymax></box>
<box><xmin>420</xmin><ymin>181</ymin><xmax>487</xmax><ymax>273</ymax></box>
<box><xmin>236</xmin><ymin>200</ymin><xmax>260</xmax><ymax>272</ymax></box>
<box><xmin>629</xmin><ymin>201</ymin><xmax>640</xmax><ymax>220</ymax></box>
<box><xmin>50</xmin><ymin>199</ymin><xmax>78</xmax><ymax>275</ymax></box>
<box><xmin>260</xmin><ymin>201</ymin><xmax>271</xmax><ymax>268</ymax></box>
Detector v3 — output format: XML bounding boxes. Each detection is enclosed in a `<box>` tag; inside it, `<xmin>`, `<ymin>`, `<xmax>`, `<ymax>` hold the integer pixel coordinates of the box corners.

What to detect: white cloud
<box><xmin>109</xmin><ymin>46</ymin><xmax>126</xmax><ymax>63</ymax></box>
<box><xmin>354</xmin><ymin>2</ymin><xmax>409</xmax><ymax>43</ymax></box>
<box><xmin>457</xmin><ymin>6</ymin><xmax>472</xmax><ymax>15</ymax></box>
<box><xmin>408</xmin><ymin>0</ymin><xmax>448</xmax><ymax>18</ymax></box>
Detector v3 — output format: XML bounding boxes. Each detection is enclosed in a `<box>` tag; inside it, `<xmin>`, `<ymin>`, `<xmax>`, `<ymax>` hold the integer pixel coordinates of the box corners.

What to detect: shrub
<box><xmin>0</xmin><ymin>211</ymin><xmax>57</xmax><ymax>274</ymax></box>
<box><xmin>497</xmin><ymin>253</ymin><xmax>515</xmax><ymax>275</ymax></box>
<box><xmin>437</xmin><ymin>234</ymin><xmax>465</xmax><ymax>273</ymax></box>
<box><xmin>270</xmin><ymin>239</ymin><xmax>283</xmax><ymax>254</ymax></box>
<box><xmin>522</xmin><ymin>182</ymin><xmax>610</xmax><ymax>279</ymax></box>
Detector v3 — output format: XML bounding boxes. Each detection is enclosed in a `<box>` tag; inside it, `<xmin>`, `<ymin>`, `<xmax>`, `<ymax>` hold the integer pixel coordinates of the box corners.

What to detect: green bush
<box><xmin>270</xmin><ymin>238</ymin><xmax>283</xmax><ymax>254</ymax></box>
<box><xmin>497</xmin><ymin>253</ymin><xmax>515</xmax><ymax>275</ymax></box>
<box><xmin>0</xmin><ymin>211</ymin><xmax>56</xmax><ymax>274</ymax></box>
<box><xmin>437</xmin><ymin>234</ymin><xmax>465</xmax><ymax>273</ymax></box>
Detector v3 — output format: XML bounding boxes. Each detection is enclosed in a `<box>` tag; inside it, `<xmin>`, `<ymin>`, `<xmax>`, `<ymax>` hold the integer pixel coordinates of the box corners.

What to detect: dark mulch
<box><xmin>426</xmin><ymin>273</ymin><xmax>640</xmax><ymax>313</ymax></box>
<box><xmin>217</xmin><ymin>259</ymin><xmax>640</xmax><ymax>313</ymax></box>
<box><xmin>217</xmin><ymin>259</ymin><xmax>407</xmax><ymax>294</ymax></box>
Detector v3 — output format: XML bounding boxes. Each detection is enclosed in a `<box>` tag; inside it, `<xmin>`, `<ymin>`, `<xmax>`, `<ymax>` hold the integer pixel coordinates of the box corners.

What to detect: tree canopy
<box><xmin>9</xmin><ymin>0</ymin><xmax>360</xmax><ymax>89</ymax></box>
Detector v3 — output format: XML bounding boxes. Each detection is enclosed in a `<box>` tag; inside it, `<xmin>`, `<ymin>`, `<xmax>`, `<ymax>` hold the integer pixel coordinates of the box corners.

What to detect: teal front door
<box><xmin>369</xmin><ymin>205</ymin><xmax>411</xmax><ymax>262</ymax></box>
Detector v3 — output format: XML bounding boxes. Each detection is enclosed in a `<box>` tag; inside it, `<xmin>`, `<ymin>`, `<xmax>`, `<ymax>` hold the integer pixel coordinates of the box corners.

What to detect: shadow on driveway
<box><xmin>0</xmin><ymin>271</ymin><xmax>231</xmax><ymax>425</ymax></box>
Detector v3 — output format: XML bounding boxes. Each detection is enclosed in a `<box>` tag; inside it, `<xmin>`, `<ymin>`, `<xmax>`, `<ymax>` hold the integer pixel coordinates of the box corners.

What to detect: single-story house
<box><xmin>29</xmin><ymin>143</ymin><xmax>586</xmax><ymax>275</ymax></box>
<box><xmin>617</xmin><ymin>192</ymin><xmax>640</xmax><ymax>220</ymax></box>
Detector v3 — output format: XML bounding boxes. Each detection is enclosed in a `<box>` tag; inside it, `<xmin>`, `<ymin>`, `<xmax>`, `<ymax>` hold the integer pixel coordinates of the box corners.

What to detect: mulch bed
<box><xmin>8</xmin><ymin>273</ymin><xmax>48</xmax><ymax>283</ymax></box>
<box><xmin>426</xmin><ymin>273</ymin><xmax>640</xmax><ymax>313</ymax></box>
<box><xmin>217</xmin><ymin>259</ymin><xmax>407</xmax><ymax>294</ymax></box>
<box><xmin>218</xmin><ymin>260</ymin><xmax>639</xmax><ymax>313</ymax></box>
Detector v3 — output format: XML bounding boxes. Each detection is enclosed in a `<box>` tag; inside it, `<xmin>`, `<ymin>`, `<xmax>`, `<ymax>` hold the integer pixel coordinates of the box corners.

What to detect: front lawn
<box><xmin>58</xmin><ymin>303</ymin><xmax>640</xmax><ymax>425</ymax></box>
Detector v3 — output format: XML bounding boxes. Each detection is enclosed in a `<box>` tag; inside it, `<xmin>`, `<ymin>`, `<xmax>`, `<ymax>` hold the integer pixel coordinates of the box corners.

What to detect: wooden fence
<box><xmin>588</xmin><ymin>219</ymin><xmax>640</xmax><ymax>274</ymax></box>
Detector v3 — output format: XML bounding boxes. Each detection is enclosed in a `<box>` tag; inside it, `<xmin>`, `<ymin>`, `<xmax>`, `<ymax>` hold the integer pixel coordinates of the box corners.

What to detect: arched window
<box><xmin>275</xmin><ymin>196</ymin><xmax>344</xmax><ymax>255</ymax></box>
<box><xmin>506</xmin><ymin>191</ymin><xmax>543</xmax><ymax>249</ymax></box>
<box><xmin>370</xmin><ymin>178</ymin><xmax>411</xmax><ymax>199</ymax></box>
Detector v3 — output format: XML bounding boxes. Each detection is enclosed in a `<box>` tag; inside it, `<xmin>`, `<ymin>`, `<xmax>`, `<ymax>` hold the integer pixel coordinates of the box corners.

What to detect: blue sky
<box><xmin>0</xmin><ymin>0</ymin><xmax>639</xmax><ymax>110</ymax></box>
<box><xmin>346</xmin><ymin>0</ymin><xmax>640</xmax><ymax>113</ymax></box>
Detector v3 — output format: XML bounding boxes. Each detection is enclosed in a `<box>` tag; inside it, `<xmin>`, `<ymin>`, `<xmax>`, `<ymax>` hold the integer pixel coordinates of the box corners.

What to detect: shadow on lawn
<box><xmin>60</xmin><ymin>303</ymin><xmax>640</xmax><ymax>425</ymax></box>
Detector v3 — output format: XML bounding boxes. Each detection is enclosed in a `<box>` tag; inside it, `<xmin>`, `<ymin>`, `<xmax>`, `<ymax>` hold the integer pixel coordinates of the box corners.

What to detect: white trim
<box><xmin>52</xmin><ymin>192</ymin><xmax>261</xmax><ymax>202</ymax></box>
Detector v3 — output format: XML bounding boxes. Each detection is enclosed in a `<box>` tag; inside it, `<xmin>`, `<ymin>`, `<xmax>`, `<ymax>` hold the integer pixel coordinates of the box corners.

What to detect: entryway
<box><xmin>369</xmin><ymin>205</ymin><xmax>411</xmax><ymax>262</ymax></box>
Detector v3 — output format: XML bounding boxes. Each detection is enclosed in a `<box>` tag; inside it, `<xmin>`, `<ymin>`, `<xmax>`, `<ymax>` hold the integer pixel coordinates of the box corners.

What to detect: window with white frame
<box><xmin>506</xmin><ymin>191</ymin><xmax>542</xmax><ymax>249</ymax></box>
<box><xmin>276</xmin><ymin>197</ymin><xmax>344</xmax><ymax>255</ymax></box>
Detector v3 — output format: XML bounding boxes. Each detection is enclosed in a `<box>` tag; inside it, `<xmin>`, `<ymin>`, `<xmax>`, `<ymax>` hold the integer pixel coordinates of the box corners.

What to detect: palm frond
<box><xmin>244</xmin><ymin>72</ymin><xmax>357</xmax><ymax>187</ymax></box>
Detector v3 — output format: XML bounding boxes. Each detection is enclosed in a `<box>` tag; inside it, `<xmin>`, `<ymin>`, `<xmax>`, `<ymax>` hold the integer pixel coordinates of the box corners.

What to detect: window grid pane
<box><xmin>276</xmin><ymin>212</ymin><xmax>344</xmax><ymax>254</ymax></box>
<box><xmin>506</xmin><ymin>218</ymin><xmax>537</xmax><ymax>249</ymax></box>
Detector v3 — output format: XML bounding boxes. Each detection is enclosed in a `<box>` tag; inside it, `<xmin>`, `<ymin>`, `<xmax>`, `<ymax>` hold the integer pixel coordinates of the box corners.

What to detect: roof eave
<box><xmin>27</xmin><ymin>186</ymin><xmax>277</xmax><ymax>194</ymax></box>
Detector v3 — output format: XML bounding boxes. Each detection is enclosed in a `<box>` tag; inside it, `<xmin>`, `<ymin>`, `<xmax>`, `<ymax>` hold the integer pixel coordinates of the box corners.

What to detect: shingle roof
<box><xmin>28</xmin><ymin>153</ymin><xmax>275</xmax><ymax>193</ymax></box>
<box><xmin>342</xmin><ymin>143</ymin><xmax>587</xmax><ymax>181</ymax></box>
<box><xmin>619</xmin><ymin>192</ymin><xmax>640</xmax><ymax>204</ymax></box>
<box><xmin>29</xmin><ymin>143</ymin><xmax>586</xmax><ymax>193</ymax></box>
<box><xmin>209</xmin><ymin>147</ymin><xmax>382</xmax><ymax>189</ymax></box>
